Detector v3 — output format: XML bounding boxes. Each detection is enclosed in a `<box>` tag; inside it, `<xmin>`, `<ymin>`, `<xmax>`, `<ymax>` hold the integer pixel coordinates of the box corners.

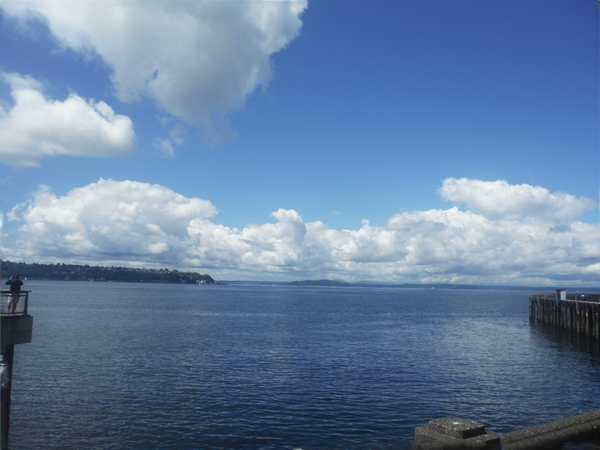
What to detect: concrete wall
<box><xmin>1</xmin><ymin>316</ymin><xmax>33</xmax><ymax>354</ymax></box>
<box><xmin>500</xmin><ymin>409</ymin><xmax>600</xmax><ymax>449</ymax></box>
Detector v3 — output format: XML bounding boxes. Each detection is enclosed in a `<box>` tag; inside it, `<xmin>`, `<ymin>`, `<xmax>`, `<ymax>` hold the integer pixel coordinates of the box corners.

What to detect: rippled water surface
<box><xmin>6</xmin><ymin>281</ymin><xmax>600</xmax><ymax>449</ymax></box>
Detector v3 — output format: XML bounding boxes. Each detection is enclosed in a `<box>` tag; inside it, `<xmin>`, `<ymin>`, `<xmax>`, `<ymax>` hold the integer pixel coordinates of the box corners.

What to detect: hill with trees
<box><xmin>1</xmin><ymin>260</ymin><xmax>217</xmax><ymax>284</ymax></box>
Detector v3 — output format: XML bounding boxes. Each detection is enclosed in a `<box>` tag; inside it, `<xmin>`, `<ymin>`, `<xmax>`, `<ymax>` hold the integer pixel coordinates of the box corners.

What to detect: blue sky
<box><xmin>0</xmin><ymin>0</ymin><xmax>598</xmax><ymax>285</ymax></box>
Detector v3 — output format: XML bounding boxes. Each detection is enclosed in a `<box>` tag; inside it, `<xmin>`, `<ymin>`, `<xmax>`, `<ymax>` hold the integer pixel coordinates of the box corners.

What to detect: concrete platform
<box><xmin>1</xmin><ymin>315</ymin><xmax>33</xmax><ymax>353</ymax></box>
<box><xmin>414</xmin><ymin>410</ymin><xmax>600</xmax><ymax>450</ymax></box>
<box><xmin>414</xmin><ymin>417</ymin><xmax>501</xmax><ymax>449</ymax></box>
<box><xmin>500</xmin><ymin>409</ymin><xmax>600</xmax><ymax>449</ymax></box>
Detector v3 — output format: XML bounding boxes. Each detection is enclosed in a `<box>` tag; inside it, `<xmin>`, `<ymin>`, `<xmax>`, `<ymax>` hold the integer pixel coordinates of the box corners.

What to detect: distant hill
<box><xmin>1</xmin><ymin>260</ymin><xmax>217</xmax><ymax>284</ymax></box>
<box><xmin>288</xmin><ymin>279</ymin><xmax>351</xmax><ymax>287</ymax></box>
<box><xmin>221</xmin><ymin>279</ymin><xmax>594</xmax><ymax>292</ymax></box>
<box><xmin>287</xmin><ymin>280</ymin><xmax>551</xmax><ymax>290</ymax></box>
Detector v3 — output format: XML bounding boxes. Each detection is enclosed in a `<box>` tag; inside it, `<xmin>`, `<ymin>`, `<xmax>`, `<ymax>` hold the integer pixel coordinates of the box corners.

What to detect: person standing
<box><xmin>5</xmin><ymin>275</ymin><xmax>24</xmax><ymax>313</ymax></box>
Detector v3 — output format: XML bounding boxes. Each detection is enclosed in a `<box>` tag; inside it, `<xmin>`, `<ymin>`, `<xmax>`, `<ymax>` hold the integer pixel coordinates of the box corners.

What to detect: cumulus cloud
<box><xmin>0</xmin><ymin>73</ymin><xmax>136</xmax><ymax>167</ymax></box>
<box><xmin>7</xmin><ymin>179</ymin><xmax>217</xmax><ymax>265</ymax></box>
<box><xmin>439</xmin><ymin>178</ymin><xmax>597</xmax><ymax>220</ymax></box>
<box><xmin>4</xmin><ymin>179</ymin><xmax>600</xmax><ymax>285</ymax></box>
<box><xmin>1</xmin><ymin>0</ymin><xmax>307</xmax><ymax>135</ymax></box>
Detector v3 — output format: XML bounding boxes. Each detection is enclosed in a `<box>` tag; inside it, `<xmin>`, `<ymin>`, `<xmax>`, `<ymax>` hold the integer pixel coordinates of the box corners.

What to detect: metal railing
<box><xmin>0</xmin><ymin>291</ymin><xmax>30</xmax><ymax>316</ymax></box>
<box><xmin>531</xmin><ymin>293</ymin><xmax>600</xmax><ymax>304</ymax></box>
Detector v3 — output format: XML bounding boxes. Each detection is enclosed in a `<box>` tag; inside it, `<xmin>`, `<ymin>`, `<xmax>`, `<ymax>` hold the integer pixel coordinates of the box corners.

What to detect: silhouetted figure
<box><xmin>5</xmin><ymin>275</ymin><xmax>23</xmax><ymax>313</ymax></box>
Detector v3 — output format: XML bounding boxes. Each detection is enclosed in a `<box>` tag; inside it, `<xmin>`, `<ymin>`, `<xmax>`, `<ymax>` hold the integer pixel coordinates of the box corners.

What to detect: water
<box><xmin>6</xmin><ymin>281</ymin><xmax>600</xmax><ymax>449</ymax></box>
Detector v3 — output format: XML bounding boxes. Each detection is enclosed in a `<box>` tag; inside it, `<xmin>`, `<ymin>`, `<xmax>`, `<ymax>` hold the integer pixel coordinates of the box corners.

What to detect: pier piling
<box><xmin>1</xmin><ymin>290</ymin><xmax>33</xmax><ymax>450</ymax></box>
<box><xmin>529</xmin><ymin>290</ymin><xmax>600</xmax><ymax>341</ymax></box>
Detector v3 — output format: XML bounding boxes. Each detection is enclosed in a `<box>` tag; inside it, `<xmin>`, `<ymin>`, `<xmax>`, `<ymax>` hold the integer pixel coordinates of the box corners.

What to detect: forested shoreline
<box><xmin>1</xmin><ymin>260</ymin><xmax>217</xmax><ymax>284</ymax></box>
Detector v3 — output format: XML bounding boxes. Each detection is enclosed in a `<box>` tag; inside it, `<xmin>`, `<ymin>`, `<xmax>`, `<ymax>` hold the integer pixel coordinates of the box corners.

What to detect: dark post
<box><xmin>1</xmin><ymin>345</ymin><xmax>14</xmax><ymax>450</ymax></box>
<box><xmin>531</xmin><ymin>297</ymin><xmax>536</xmax><ymax>323</ymax></box>
<box><xmin>586</xmin><ymin>308</ymin><xmax>592</xmax><ymax>338</ymax></box>
<box><xmin>594</xmin><ymin>305</ymin><xmax>600</xmax><ymax>340</ymax></box>
<box><xmin>1</xmin><ymin>290</ymin><xmax>33</xmax><ymax>450</ymax></box>
<box><xmin>576</xmin><ymin>300</ymin><xmax>581</xmax><ymax>334</ymax></box>
<box><xmin>568</xmin><ymin>303</ymin><xmax>573</xmax><ymax>332</ymax></box>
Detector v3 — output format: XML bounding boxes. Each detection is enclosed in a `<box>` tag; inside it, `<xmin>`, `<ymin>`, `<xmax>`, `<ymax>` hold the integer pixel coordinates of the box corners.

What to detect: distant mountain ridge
<box><xmin>303</xmin><ymin>280</ymin><xmax>538</xmax><ymax>290</ymax></box>
<box><xmin>222</xmin><ymin>279</ymin><xmax>596</xmax><ymax>292</ymax></box>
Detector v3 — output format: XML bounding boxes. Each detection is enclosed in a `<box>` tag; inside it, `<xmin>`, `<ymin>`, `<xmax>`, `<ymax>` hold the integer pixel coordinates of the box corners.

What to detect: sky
<box><xmin>0</xmin><ymin>0</ymin><xmax>598</xmax><ymax>286</ymax></box>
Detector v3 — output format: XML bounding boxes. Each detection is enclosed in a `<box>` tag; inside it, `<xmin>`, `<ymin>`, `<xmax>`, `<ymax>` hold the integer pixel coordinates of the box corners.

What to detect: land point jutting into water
<box><xmin>0</xmin><ymin>260</ymin><xmax>218</xmax><ymax>284</ymax></box>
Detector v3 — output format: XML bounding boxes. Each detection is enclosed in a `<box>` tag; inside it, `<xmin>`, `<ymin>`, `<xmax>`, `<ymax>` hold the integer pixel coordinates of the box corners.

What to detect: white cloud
<box><xmin>4</xmin><ymin>179</ymin><xmax>600</xmax><ymax>285</ymax></box>
<box><xmin>169</xmin><ymin>124</ymin><xmax>187</xmax><ymax>146</ymax></box>
<box><xmin>1</xmin><ymin>0</ymin><xmax>307</xmax><ymax>135</ymax></box>
<box><xmin>7</xmin><ymin>179</ymin><xmax>217</xmax><ymax>265</ymax></box>
<box><xmin>439</xmin><ymin>178</ymin><xmax>597</xmax><ymax>220</ymax></box>
<box><xmin>153</xmin><ymin>138</ymin><xmax>175</xmax><ymax>158</ymax></box>
<box><xmin>0</xmin><ymin>73</ymin><xmax>136</xmax><ymax>167</ymax></box>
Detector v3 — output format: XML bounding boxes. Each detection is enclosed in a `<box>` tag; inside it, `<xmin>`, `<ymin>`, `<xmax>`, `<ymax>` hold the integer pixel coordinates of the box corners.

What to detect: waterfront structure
<box><xmin>413</xmin><ymin>290</ymin><xmax>600</xmax><ymax>449</ymax></box>
<box><xmin>529</xmin><ymin>290</ymin><xmax>600</xmax><ymax>340</ymax></box>
<box><xmin>1</xmin><ymin>290</ymin><xmax>33</xmax><ymax>450</ymax></box>
<box><xmin>414</xmin><ymin>410</ymin><xmax>600</xmax><ymax>449</ymax></box>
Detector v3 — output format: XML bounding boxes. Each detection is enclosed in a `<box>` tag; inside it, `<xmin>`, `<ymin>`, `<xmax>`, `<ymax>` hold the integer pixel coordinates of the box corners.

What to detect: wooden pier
<box><xmin>529</xmin><ymin>290</ymin><xmax>600</xmax><ymax>340</ymax></box>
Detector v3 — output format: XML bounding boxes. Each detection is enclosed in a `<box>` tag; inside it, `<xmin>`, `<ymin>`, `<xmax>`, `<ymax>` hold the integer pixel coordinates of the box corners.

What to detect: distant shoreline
<box><xmin>2</xmin><ymin>260</ymin><xmax>597</xmax><ymax>291</ymax></box>
<box><xmin>1</xmin><ymin>260</ymin><xmax>218</xmax><ymax>285</ymax></box>
<box><xmin>220</xmin><ymin>280</ymin><xmax>597</xmax><ymax>292</ymax></box>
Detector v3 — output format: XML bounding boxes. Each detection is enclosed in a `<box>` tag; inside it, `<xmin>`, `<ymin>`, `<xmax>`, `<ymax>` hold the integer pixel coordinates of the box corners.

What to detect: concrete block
<box><xmin>414</xmin><ymin>417</ymin><xmax>500</xmax><ymax>450</ymax></box>
<box><xmin>429</xmin><ymin>417</ymin><xmax>486</xmax><ymax>439</ymax></box>
<box><xmin>1</xmin><ymin>315</ymin><xmax>33</xmax><ymax>353</ymax></box>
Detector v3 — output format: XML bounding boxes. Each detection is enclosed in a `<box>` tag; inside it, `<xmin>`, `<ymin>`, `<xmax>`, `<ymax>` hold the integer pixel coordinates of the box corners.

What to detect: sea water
<box><xmin>6</xmin><ymin>281</ymin><xmax>600</xmax><ymax>449</ymax></box>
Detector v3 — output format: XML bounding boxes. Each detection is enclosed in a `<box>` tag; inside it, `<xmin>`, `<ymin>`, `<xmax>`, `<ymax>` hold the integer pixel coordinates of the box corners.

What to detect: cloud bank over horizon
<box><xmin>0</xmin><ymin>0</ymin><xmax>307</xmax><ymax>150</ymax></box>
<box><xmin>4</xmin><ymin>178</ymin><xmax>599</xmax><ymax>286</ymax></box>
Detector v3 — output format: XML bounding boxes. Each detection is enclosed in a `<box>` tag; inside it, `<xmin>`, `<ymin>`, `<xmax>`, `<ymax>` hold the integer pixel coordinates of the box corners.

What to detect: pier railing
<box><xmin>529</xmin><ymin>292</ymin><xmax>600</xmax><ymax>340</ymax></box>
<box><xmin>0</xmin><ymin>291</ymin><xmax>30</xmax><ymax>316</ymax></box>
